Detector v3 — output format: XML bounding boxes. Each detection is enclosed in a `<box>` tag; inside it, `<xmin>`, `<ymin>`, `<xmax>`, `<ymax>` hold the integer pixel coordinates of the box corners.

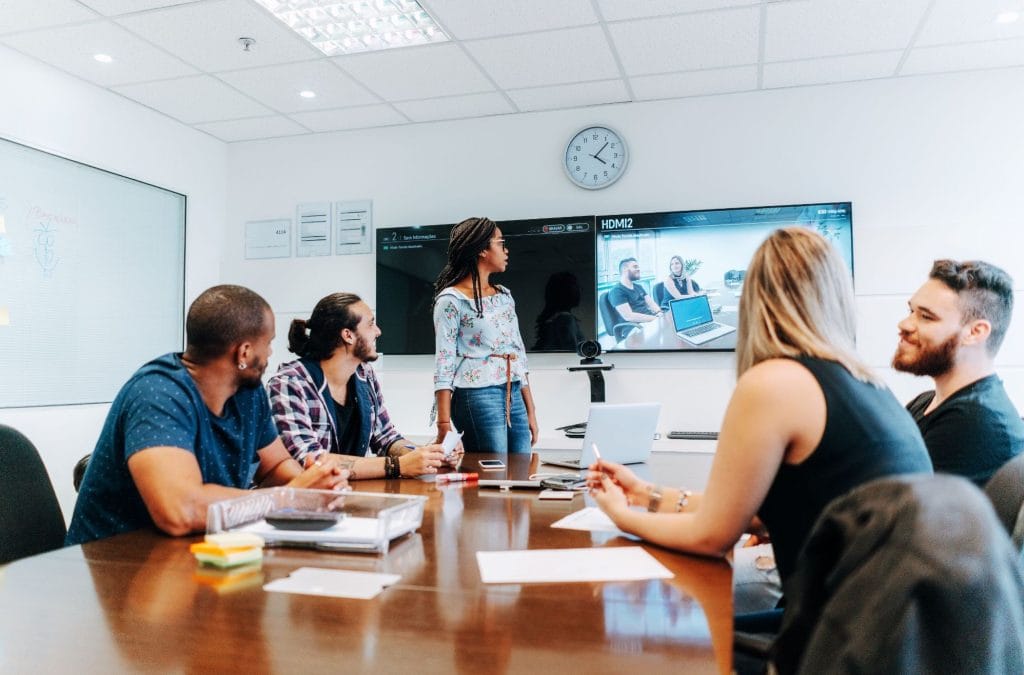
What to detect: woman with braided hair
<box><xmin>432</xmin><ymin>217</ymin><xmax>538</xmax><ymax>452</ymax></box>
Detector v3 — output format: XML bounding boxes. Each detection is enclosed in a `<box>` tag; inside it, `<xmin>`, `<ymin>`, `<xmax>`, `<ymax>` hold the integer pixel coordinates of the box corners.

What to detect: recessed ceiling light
<box><xmin>93</xmin><ymin>53</ymin><xmax>113</xmax><ymax>63</ymax></box>
<box><xmin>996</xmin><ymin>10</ymin><xmax>1020</xmax><ymax>24</ymax></box>
<box><xmin>252</xmin><ymin>0</ymin><xmax>449</xmax><ymax>56</ymax></box>
<box><xmin>299</xmin><ymin>90</ymin><xmax>317</xmax><ymax>98</ymax></box>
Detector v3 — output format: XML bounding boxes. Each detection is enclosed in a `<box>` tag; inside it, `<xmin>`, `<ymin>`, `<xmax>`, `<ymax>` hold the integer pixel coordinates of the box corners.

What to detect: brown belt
<box><xmin>491</xmin><ymin>353</ymin><xmax>517</xmax><ymax>427</ymax></box>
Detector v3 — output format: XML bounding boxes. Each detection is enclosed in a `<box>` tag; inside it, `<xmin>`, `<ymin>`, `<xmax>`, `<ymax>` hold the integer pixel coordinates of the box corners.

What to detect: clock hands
<box><xmin>590</xmin><ymin>142</ymin><xmax>609</xmax><ymax>164</ymax></box>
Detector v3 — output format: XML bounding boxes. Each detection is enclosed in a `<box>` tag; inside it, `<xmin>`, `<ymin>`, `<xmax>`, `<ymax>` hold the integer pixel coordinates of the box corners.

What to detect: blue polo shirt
<box><xmin>65</xmin><ymin>353</ymin><xmax>278</xmax><ymax>545</ymax></box>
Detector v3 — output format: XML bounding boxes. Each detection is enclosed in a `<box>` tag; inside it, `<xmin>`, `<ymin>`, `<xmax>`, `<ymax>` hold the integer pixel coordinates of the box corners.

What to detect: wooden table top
<box><xmin>0</xmin><ymin>453</ymin><xmax>732</xmax><ymax>674</ymax></box>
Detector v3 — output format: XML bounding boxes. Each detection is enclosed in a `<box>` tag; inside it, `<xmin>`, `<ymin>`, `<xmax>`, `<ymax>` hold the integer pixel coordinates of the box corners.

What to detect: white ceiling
<box><xmin>2</xmin><ymin>0</ymin><xmax>1023</xmax><ymax>142</ymax></box>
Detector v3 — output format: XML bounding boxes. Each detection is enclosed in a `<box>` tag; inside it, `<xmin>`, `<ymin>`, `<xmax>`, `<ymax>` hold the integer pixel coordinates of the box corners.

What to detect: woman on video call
<box><xmin>664</xmin><ymin>254</ymin><xmax>702</xmax><ymax>299</ymax></box>
<box><xmin>432</xmin><ymin>217</ymin><xmax>538</xmax><ymax>453</ymax></box>
<box><xmin>588</xmin><ymin>228</ymin><xmax>931</xmax><ymax>604</ymax></box>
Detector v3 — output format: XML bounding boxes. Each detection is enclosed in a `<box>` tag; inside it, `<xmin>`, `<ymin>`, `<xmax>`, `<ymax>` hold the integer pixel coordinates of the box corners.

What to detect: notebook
<box><xmin>541</xmin><ymin>402</ymin><xmax>661</xmax><ymax>470</ymax></box>
<box><xmin>669</xmin><ymin>295</ymin><xmax>736</xmax><ymax>346</ymax></box>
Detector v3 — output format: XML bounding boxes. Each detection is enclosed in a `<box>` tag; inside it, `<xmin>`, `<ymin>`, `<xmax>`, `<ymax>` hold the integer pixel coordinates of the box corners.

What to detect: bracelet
<box><xmin>385</xmin><ymin>455</ymin><xmax>400</xmax><ymax>479</ymax></box>
<box><xmin>675</xmin><ymin>489</ymin><xmax>692</xmax><ymax>512</ymax></box>
<box><xmin>436</xmin><ymin>419</ymin><xmax>451</xmax><ymax>425</ymax></box>
<box><xmin>647</xmin><ymin>484</ymin><xmax>664</xmax><ymax>513</ymax></box>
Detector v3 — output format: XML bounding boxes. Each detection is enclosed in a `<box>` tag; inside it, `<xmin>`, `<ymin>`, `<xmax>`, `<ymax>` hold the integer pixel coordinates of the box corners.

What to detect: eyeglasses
<box><xmin>492</xmin><ymin>238</ymin><xmax>508</xmax><ymax>250</ymax></box>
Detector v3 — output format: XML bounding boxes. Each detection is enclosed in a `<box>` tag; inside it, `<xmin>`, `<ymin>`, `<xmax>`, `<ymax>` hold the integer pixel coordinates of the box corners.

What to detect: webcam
<box><xmin>577</xmin><ymin>340</ymin><xmax>602</xmax><ymax>362</ymax></box>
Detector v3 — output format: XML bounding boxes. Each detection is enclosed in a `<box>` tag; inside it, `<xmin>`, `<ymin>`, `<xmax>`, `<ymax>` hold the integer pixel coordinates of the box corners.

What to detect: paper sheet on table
<box><xmin>263</xmin><ymin>567</ymin><xmax>401</xmax><ymax>599</ymax></box>
<box><xmin>550</xmin><ymin>507</ymin><xmax>627</xmax><ymax>534</ymax></box>
<box><xmin>477</xmin><ymin>547</ymin><xmax>673</xmax><ymax>584</ymax></box>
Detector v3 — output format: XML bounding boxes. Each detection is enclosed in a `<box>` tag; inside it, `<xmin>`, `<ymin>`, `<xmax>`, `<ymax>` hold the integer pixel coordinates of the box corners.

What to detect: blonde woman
<box><xmin>588</xmin><ymin>228</ymin><xmax>932</xmax><ymax>590</ymax></box>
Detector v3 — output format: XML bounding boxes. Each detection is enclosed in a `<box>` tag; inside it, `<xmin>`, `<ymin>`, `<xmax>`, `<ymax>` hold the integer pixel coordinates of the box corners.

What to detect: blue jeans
<box><xmin>452</xmin><ymin>382</ymin><xmax>531</xmax><ymax>453</ymax></box>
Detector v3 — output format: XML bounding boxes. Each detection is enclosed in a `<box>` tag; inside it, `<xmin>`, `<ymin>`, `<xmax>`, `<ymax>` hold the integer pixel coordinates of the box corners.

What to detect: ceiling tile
<box><xmin>217</xmin><ymin>60</ymin><xmax>379</xmax><ymax>113</ymax></box>
<box><xmin>425</xmin><ymin>0</ymin><xmax>597</xmax><ymax>39</ymax></box>
<box><xmin>195</xmin><ymin>115</ymin><xmax>310</xmax><ymax>142</ymax></box>
<box><xmin>902</xmin><ymin>38</ymin><xmax>1024</xmax><ymax>75</ymax></box>
<box><xmin>765</xmin><ymin>0</ymin><xmax>931</xmax><ymax>62</ymax></box>
<box><xmin>597</xmin><ymin>0</ymin><xmax>758</xmax><ymax>22</ymax></box>
<box><xmin>335</xmin><ymin>43</ymin><xmax>493</xmax><ymax>100</ymax></box>
<box><xmin>393</xmin><ymin>92</ymin><xmax>513</xmax><ymax>122</ymax></box>
<box><xmin>630</xmin><ymin>65</ymin><xmax>757</xmax><ymax>100</ymax></box>
<box><xmin>608</xmin><ymin>7</ymin><xmax>760</xmax><ymax>75</ymax></box>
<box><xmin>1</xmin><ymin>20</ymin><xmax>196</xmax><ymax>86</ymax></box>
<box><xmin>78</xmin><ymin>0</ymin><xmax>195</xmax><ymax>16</ymax></box>
<box><xmin>507</xmin><ymin>79</ymin><xmax>629</xmax><ymax>112</ymax></box>
<box><xmin>917</xmin><ymin>0</ymin><xmax>1024</xmax><ymax>47</ymax></box>
<box><xmin>764</xmin><ymin>51</ymin><xmax>902</xmax><ymax>89</ymax></box>
<box><xmin>289</xmin><ymin>104</ymin><xmax>407</xmax><ymax>132</ymax></box>
<box><xmin>115</xmin><ymin>0</ymin><xmax>320</xmax><ymax>72</ymax></box>
<box><xmin>0</xmin><ymin>0</ymin><xmax>97</xmax><ymax>35</ymax></box>
<box><xmin>465</xmin><ymin>26</ymin><xmax>620</xmax><ymax>89</ymax></box>
<box><xmin>112</xmin><ymin>75</ymin><xmax>272</xmax><ymax>124</ymax></box>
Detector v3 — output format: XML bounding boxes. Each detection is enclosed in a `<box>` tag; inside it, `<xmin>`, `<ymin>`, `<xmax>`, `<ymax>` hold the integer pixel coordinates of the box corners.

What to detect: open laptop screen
<box><xmin>671</xmin><ymin>296</ymin><xmax>713</xmax><ymax>331</ymax></box>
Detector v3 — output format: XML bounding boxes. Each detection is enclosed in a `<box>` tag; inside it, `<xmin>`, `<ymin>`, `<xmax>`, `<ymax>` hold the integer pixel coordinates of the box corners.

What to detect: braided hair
<box><xmin>432</xmin><ymin>217</ymin><xmax>498</xmax><ymax>318</ymax></box>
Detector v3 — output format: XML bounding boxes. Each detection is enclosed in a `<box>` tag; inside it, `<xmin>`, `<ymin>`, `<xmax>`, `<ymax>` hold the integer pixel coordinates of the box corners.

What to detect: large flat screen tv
<box><xmin>596</xmin><ymin>202</ymin><xmax>853</xmax><ymax>352</ymax></box>
<box><xmin>376</xmin><ymin>215</ymin><xmax>597</xmax><ymax>355</ymax></box>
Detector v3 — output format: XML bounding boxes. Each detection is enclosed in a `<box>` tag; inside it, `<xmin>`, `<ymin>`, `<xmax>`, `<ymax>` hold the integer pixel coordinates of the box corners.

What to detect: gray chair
<box><xmin>0</xmin><ymin>424</ymin><xmax>67</xmax><ymax>564</ymax></box>
<box><xmin>984</xmin><ymin>452</ymin><xmax>1024</xmax><ymax>552</ymax></box>
<box><xmin>772</xmin><ymin>474</ymin><xmax>1024</xmax><ymax>674</ymax></box>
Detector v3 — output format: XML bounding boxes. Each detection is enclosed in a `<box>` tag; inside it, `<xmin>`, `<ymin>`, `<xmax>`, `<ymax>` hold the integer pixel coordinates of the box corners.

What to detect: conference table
<box><xmin>0</xmin><ymin>453</ymin><xmax>732</xmax><ymax>674</ymax></box>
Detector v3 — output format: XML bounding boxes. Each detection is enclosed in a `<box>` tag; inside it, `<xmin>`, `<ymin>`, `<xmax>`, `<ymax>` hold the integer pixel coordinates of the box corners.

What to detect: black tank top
<box><xmin>758</xmin><ymin>357</ymin><xmax>932</xmax><ymax>584</ymax></box>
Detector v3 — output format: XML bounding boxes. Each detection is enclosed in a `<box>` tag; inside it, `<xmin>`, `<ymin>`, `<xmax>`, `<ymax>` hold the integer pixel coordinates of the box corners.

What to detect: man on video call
<box><xmin>892</xmin><ymin>259</ymin><xmax>1024</xmax><ymax>486</ymax></box>
<box><xmin>609</xmin><ymin>257</ymin><xmax>663</xmax><ymax>323</ymax></box>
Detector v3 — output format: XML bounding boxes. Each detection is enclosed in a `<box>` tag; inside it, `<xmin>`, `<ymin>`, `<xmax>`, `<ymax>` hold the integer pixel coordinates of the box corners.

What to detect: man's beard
<box><xmin>354</xmin><ymin>334</ymin><xmax>378</xmax><ymax>363</ymax></box>
<box><xmin>238</xmin><ymin>358</ymin><xmax>267</xmax><ymax>389</ymax></box>
<box><xmin>892</xmin><ymin>332</ymin><xmax>959</xmax><ymax>377</ymax></box>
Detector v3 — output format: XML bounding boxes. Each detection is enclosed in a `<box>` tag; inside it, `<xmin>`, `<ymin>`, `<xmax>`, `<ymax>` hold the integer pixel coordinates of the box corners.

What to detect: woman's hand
<box><xmin>589</xmin><ymin>472</ymin><xmax>630</xmax><ymax>519</ymax></box>
<box><xmin>527</xmin><ymin>412</ymin><xmax>539</xmax><ymax>446</ymax></box>
<box><xmin>586</xmin><ymin>459</ymin><xmax>651</xmax><ymax>507</ymax></box>
<box><xmin>443</xmin><ymin>441</ymin><xmax>465</xmax><ymax>468</ymax></box>
<box><xmin>287</xmin><ymin>453</ymin><xmax>350</xmax><ymax>490</ymax></box>
<box><xmin>434</xmin><ymin>421</ymin><xmax>452</xmax><ymax>445</ymax></box>
<box><xmin>398</xmin><ymin>445</ymin><xmax>446</xmax><ymax>476</ymax></box>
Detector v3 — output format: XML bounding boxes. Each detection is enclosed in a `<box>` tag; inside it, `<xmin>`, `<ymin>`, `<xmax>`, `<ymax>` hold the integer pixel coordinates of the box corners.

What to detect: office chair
<box><xmin>652</xmin><ymin>281</ymin><xmax>669</xmax><ymax>309</ymax></box>
<box><xmin>73</xmin><ymin>453</ymin><xmax>92</xmax><ymax>493</ymax></box>
<box><xmin>598</xmin><ymin>292</ymin><xmax>640</xmax><ymax>342</ymax></box>
<box><xmin>0</xmin><ymin>424</ymin><xmax>67</xmax><ymax>564</ymax></box>
<box><xmin>771</xmin><ymin>474</ymin><xmax>1024</xmax><ymax>674</ymax></box>
<box><xmin>984</xmin><ymin>453</ymin><xmax>1024</xmax><ymax>554</ymax></box>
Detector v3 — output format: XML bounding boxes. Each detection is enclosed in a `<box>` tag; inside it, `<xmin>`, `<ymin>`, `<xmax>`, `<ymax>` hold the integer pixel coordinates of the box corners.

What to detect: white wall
<box><xmin>223</xmin><ymin>67</ymin><xmax>1024</xmax><ymax>444</ymax></box>
<box><xmin>0</xmin><ymin>45</ymin><xmax>228</xmax><ymax>524</ymax></box>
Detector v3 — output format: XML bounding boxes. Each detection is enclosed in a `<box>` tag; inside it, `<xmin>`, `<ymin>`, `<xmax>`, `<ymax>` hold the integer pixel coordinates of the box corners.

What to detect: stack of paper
<box><xmin>477</xmin><ymin>547</ymin><xmax>673</xmax><ymax>584</ymax></box>
<box><xmin>264</xmin><ymin>567</ymin><xmax>401</xmax><ymax>599</ymax></box>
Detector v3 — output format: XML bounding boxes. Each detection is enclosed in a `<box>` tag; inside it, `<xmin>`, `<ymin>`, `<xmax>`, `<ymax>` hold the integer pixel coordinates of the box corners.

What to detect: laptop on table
<box><xmin>669</xmin><ymin>295</ymin><xmax>736</xmax><ymax>346</ymax></box>
<box><xmin>542</xmin><ymin>402</ymin><xmax>661</xmax><ymax>471</ymax></box>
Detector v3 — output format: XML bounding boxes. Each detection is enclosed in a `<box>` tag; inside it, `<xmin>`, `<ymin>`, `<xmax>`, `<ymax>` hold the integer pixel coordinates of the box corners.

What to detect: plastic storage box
<box><xmin>206</xmin><ymin>488</ymin><xmax>427</xmax><ymax>554</ymax></box>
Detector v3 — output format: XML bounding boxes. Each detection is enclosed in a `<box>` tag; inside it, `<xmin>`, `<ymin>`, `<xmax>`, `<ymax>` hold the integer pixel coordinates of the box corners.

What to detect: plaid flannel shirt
<box><xmin>267</xmin><ymin>359</ymin><xmax>402</xmax><ymax>463</ymax></box>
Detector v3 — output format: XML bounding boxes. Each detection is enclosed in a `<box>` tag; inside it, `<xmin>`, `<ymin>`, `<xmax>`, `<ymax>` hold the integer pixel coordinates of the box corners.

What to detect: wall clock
<box><xmin>563</xmin><ymin>125</ymin><xmax>628</xmax><ymax>190</ymax></box>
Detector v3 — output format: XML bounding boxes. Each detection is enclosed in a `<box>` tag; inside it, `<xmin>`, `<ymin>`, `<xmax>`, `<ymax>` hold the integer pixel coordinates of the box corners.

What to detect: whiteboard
<box><xmin>0</xmin><ymin>136</ymin><xmax>185</xmax><ymax>407</ymax></box>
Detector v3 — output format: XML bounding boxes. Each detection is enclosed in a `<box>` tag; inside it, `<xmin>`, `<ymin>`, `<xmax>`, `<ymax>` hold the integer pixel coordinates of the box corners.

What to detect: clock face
<box><xmin>564</xmin><ymin>125</ymin><xmax>628</xmax><ymax>190</ymax></box>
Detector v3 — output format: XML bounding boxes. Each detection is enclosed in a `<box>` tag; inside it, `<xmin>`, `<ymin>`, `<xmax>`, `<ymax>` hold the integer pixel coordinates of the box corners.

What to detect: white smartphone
<box><xmin>478</xmin><ymin>459</ymin><xmax>506</xmax><ymax>470</ymax></box>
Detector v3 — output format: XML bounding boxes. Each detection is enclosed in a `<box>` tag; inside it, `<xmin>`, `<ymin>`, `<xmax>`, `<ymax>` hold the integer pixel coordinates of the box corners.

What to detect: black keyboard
<box><xmin>668</xmin><ymin>431</ymin><xmax>719</xmax><ymax>440</ymax></box>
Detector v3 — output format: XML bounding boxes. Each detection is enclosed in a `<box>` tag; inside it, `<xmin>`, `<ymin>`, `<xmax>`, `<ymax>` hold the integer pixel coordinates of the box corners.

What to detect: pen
<box><xmin>436</xmin><ymin>472</ymin><xmax>478</xmax><ymax>484</ymax></box>
<box><xmin>592</xmin><ymin>443</ymin><xmax>602</xmax><ymax>462</ymax></box>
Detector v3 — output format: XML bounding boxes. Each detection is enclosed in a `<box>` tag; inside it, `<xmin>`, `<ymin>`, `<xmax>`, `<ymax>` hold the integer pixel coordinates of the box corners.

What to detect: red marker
<box><xmin>436</xmin><ymin>472</ymin><xmax>479</xmax><ymax>484</ymax></box>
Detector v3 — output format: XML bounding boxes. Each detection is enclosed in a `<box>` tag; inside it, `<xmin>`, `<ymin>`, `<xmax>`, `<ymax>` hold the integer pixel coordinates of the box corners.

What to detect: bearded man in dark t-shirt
<box><xmin>892</xmin><ymin>259</ymin><xmax>1024</xmax><ymax>486</ymax></box>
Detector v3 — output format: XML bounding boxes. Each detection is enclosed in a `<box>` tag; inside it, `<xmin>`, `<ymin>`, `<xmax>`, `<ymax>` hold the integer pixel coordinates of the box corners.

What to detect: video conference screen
<box><xmin>375</xmin><ymin>215</ymin><xmax>597</xmax><ymax>355</ymax></box>
<box><xmin>595</xmin><ymin>202</ymin><xmax>854</xmax><ymax>352</ymax></box>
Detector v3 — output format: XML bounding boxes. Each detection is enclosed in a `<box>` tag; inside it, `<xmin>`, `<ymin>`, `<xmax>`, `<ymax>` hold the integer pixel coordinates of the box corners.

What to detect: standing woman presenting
<box><xmin>432</xmin><ymin>217</ymin><xmax>538</xmax><ymax>452</ymax></box>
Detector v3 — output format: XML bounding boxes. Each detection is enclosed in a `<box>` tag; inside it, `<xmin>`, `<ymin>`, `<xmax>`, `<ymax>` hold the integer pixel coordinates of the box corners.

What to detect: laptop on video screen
<box><xmin>669</xmin><ymin>295</ymin><xmax>736</xmax><ymax>346</ymax></box>
<box><xmin>542</xmin><ymin>402</ymin><xmax>661</xmax><ymax>470</ymax></box>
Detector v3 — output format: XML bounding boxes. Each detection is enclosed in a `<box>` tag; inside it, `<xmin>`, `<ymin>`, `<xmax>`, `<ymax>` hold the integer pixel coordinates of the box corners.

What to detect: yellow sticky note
<box><xmin>0</xmin><ymin>307</ymin><xmax>9</xmax><ymax>326</ymax></box>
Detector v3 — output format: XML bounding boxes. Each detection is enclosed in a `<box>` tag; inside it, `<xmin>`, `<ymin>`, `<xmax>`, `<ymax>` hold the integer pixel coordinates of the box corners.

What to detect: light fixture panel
<box><xmin>254</xmin><ymin>0</ymin><xmax>449</xmax><ymax>55</ymax></box>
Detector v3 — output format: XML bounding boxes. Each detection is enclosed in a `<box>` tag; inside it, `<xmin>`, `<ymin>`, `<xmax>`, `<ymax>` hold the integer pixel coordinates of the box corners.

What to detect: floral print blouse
<box><xmin>433</xmin><ymin>286</ymin><xmax>529</xmax><ymax>391</ymax></box>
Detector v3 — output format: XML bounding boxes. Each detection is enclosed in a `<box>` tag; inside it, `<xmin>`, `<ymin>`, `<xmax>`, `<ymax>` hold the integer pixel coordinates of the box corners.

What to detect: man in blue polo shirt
<box><xmin>66</xmin><ymin>285</ymin><xmax>348</xmax><ymax>545</ymax></box>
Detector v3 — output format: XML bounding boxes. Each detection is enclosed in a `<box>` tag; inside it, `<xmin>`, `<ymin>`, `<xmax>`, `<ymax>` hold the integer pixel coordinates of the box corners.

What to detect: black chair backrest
<box><xmin>773</xmin><ymin>474</ymin><xmax>1024</xmax><ymax>674</ymax></box>
<box><xmin>598</xmin><ymin>292</ymin><xmax>634</xmax><ymax>342</ymax></box>
<box><xmin>73</xmin><ymin>454</ymin><xmax>92</xmax><ymax>493</ymax></box>
<box><xmin>984</xmin><ymin>452</ymin><xmax>1024</xmax><ymax>552</ymax></box>
<box><xmin>0</xmin><ymin>424</ymin><xmax>67</xmax><ymax>564</ymax></box>
<box><xmin>652</xmin><ymin>281</ymin><xmax>668</xmax><ymax>309</ymax></box>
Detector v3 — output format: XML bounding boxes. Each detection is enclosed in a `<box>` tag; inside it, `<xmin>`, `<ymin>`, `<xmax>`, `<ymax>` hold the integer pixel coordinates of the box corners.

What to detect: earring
<box><xmin>238</xmin><ymin>362</ymin><xmax>247</xmax><ymax>370</ymax></box>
